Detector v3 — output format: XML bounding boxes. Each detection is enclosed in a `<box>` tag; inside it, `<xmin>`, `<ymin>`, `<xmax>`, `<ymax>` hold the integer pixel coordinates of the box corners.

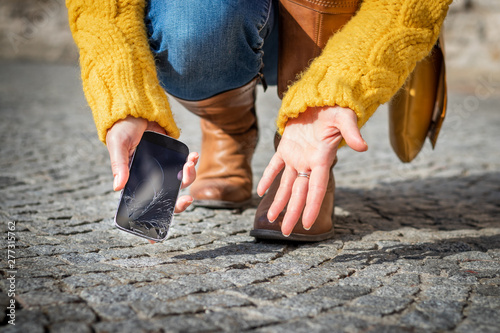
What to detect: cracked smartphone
<box><xmin>114</xmin><ymin>131</ymin><xmax>189</xmax><ymax>242</ymax></box>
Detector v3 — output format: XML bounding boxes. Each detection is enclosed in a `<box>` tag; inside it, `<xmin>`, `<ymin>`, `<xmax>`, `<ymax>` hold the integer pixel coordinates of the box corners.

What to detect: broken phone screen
<box><xmin>114</xmin><ymin>131</ymin><xmax>189</xmax><ymax>242</ymax></box>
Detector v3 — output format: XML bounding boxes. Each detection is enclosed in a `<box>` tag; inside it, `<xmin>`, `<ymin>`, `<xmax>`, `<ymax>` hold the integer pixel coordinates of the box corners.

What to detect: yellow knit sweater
<box><xmin>67</xmin><ymin>0</ymin><xmax>179</xmax><ymax>143</ymax></box>
<box><xmin>67</xmin><ymin>0</ymin><xmax>451</xmax><ymax>143</ymax></box>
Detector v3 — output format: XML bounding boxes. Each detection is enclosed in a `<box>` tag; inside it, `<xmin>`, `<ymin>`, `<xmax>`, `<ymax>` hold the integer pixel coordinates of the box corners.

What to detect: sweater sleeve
<box><xmin>277</xmin><ymin>0</ymin><xmax>452</xmax><ymax>135</ymax></box>
<box><xmin>66</xmin><ymin>0</ymin><xmax>180</xmax><ymax>143</ymax></box>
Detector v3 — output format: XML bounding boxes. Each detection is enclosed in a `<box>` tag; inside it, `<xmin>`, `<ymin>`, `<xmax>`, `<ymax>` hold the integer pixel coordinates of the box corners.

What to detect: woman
<box><xmin>67</xmin><ymin>0</ymin><xmax>452</xmax><ymax>241</ymax></box>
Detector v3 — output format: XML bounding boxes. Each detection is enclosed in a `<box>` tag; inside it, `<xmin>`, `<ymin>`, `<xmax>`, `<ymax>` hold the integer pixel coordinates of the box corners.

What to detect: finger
<box><xmin>338</xmin><ymin>111</ymin><xmax>368</xmax><ymax>152</ymax></box>
<box><xmin>301</xmin><ymin>166</ymin><xmax>330</xmax><ymax>229</ymax></box>
<box><xmin>174</xmin><ymin>195</ymin><xmax>194</xmax><ymax>213</ymax></box>
<box><xmin>257</xmin><ymin>153</ymin><xmax>285</xmax><ymax>197</ymax></box>
<box><xmin>281</xmin><ymin>174</ymin><xmax>310</xmax><ymax>236</ymax></box>
<box><xmin>267</xmin><ymin>167</ymin><xmax>295</xmax><ymax>223</ymax></box>
<box><xmin>107</xmin><ymin>139</ymin><xmax>131</xmax><ymax>192</ymax></box>
<box><xmin>187</xmin><ymin>151</ymin><xmax>199</xmax><ymax>165</ymax></box>
<box><xmin>181</xmin><ymin>152</ymin><xmax>199</xmax><ymax>189</ymax></box>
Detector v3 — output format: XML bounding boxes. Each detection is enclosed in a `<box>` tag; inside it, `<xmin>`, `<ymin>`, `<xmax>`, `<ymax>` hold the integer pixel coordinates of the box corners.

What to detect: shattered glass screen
<box><xmin>115</xmin><ymin>138</ymin><xmax>187</xmax><ymax>241</ymax></box>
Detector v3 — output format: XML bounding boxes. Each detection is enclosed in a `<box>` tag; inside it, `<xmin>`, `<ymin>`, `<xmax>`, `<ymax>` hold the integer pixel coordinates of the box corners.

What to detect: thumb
<box><xmin>338</xmin><ymin>111</ymin><xmax>368</xmax><ymax>152</ymax></box>
<box><xmin>105</xmin><ymin>116</ymin><xmax>148</xmax><ymax>191</ymax></box>
<box><xmin>107</xmin><ymin>139</ymin><xmax>131</xmax><ymax>191</ymax></box>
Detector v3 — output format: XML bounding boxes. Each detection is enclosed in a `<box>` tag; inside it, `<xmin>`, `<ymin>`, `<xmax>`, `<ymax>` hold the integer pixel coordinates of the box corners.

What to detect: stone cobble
<box><xmin>0</xmin><ymin>62</ymin><xmax>500</xmax><ymax>332</ymax></box>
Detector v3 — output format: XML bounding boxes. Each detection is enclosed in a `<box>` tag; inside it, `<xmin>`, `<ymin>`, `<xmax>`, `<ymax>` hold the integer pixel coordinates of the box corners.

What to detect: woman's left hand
<box><xmin>257</xmin><ymin>105</ymin><xmax>368</xmax><ymax>236</ymax></box>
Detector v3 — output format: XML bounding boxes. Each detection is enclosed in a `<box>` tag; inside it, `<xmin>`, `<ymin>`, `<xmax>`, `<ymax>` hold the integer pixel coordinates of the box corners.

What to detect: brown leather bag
<box><xmin>278</xmin><ymin>0</ymin><xmax>447</xmax><ymax>163</ymax></box>
<box><xmin>388</xmin><ymin>35</ymin><xmax>447</xmax><ymax>162</ymax></box>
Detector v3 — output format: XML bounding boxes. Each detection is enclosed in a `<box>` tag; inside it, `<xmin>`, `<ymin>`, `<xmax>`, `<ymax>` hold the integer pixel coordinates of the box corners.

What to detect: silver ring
<box><xmin>297</xmin><ymin>172</ymin><xmax>311</xmax><ymax>179</ymax></box>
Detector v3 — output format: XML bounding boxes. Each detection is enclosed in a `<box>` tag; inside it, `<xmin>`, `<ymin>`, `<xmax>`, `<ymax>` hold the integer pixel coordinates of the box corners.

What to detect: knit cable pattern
<box><xmin>277</xmin><ymin>0</ymin><xmax>452</xmax><ymax>135</ymax></box>
<box><xmin>67</xmin><ymin>0</ymin><xmax>180</xmax><ymax>143</ymax></box>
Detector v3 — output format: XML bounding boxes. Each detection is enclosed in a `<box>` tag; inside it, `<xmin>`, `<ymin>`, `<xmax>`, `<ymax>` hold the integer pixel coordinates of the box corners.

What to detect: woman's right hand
<box><xmin>106</xmin><ymin>116</ymin><xmax>158</xmax><ymax>192</ymax></box>
<box><xmin>105</xmin><ymin>116</ymin><xmax>198</xmax><ymax>213</ymax></box>
<box><xmin>106</xmin><ymin>116</ymin><xmax>199</xmax><ymax>244</ymax></box>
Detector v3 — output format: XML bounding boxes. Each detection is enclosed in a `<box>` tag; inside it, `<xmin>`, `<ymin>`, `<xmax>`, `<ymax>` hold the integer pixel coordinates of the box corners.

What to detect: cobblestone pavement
<box><xmin>1</xmin><ymin>62</ymin><xmax>499</xmax><ymax>333</ymax></box>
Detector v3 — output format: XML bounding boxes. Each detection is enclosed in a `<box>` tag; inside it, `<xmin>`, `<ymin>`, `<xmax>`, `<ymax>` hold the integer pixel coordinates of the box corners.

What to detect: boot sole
<box><xmin>250</xmin><ymin>228</ymin><xmax>335</xmax><ymax>242</ymax></box>
<box><xmin>193</xmin><ymin>198</ymin><xmax>252</xmax><ymax>209</ymax></box>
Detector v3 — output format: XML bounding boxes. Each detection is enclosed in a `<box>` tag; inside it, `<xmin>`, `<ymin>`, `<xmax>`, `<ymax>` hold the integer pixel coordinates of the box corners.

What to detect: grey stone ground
<box><xmin>0</xmin><ymin>61</ymin><xmax>499</xmax><ymax>332</ymax></box>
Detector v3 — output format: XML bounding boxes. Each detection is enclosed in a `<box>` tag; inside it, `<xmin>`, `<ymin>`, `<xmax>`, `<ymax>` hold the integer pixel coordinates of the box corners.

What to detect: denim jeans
<box><xmin>145</xmin><ymin>0</ymin><xmax>278</xmax><ymax>101</ymax></box>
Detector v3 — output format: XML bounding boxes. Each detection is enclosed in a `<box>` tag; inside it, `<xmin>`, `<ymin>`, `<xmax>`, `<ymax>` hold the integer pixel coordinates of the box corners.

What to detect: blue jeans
<box><xmin>145</xmin><ymin>0</ymin><xmax>278</xmax><ymax>101</ymax></box>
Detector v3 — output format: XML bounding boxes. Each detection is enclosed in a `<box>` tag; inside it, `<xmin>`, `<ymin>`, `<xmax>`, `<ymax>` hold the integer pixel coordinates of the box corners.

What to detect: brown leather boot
<box><xmin>175</xmin><ymin>78</ymin><xmax>258</xmax><ymax>208</ymax></box>
<box><xmin>277</xmin><ymin>0</ymin><xmax>361</xmax><ymax>97</ymax></box>
<box><xmin>252</xmin><ymin>1</ymin><xmax>355</xmax><ymax>241</ymax></box>
<box><xmin>250</xmin><ymin>134</ymin><xmax>336</xmax><ymax>241</ymax></box>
